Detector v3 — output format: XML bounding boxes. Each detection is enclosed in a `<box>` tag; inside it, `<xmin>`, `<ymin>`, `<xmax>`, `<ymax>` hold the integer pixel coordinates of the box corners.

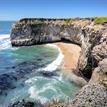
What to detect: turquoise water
<box><xmin>0</xmin><ymin>21</ymin><xmax>80</xmax><ymax>106</ymax></box>
<box><xmin>0</xmin><ymin>44</ymin><xmax>58</xmax><ymax>74</ymax></box>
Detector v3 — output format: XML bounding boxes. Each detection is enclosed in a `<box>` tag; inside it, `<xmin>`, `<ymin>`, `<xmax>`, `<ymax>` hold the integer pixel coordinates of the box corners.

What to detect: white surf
<box><xmin>40</xmin><ymin>44</ymin><xmax>64</xmax><ymax>72</ymax></box>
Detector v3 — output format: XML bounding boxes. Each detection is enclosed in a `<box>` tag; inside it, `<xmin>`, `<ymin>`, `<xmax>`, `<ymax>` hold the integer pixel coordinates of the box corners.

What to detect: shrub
<box><xmin>64</xmin><ymin>19</ymin><xmax>73</xmax><ymax>23</ymax></box>
<box><xmin>94</xmin><ymin>17</ymin><xmax>107</xmax><ymax>24</ymax></box>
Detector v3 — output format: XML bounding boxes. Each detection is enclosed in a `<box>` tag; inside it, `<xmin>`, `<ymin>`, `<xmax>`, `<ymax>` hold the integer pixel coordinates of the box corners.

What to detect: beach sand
<box><xmin>55</xmin><ymin>42</ymin><xmax>87</xmax><ymax>86</ymax></box>
<box><xmin>55</xmin><ymin>42</ymin><xmax>81</xmax><ymax>71</ymax></box>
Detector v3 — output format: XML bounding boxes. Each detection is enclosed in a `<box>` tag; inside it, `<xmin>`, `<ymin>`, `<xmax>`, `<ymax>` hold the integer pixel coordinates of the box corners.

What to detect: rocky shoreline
<box><xmin>10</xmin><ymin>18</ymin><xmax>107</xmax><ymax>107</ymax></box>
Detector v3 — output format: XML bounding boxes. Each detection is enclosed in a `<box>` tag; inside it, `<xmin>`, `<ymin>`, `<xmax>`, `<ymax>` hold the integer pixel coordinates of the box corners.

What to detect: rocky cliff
<box><xmin>70</xmin><ymin>58</ymin><xmax>107</xmax><ymax>107</ymax></box>
<box><xmin>10</xmin><ymin>18</ymin><xmax>107</xmax><ymax>107</ymax></box>
<box><xmin>11</xmin><ymin>18</ymin><xmax>107</xmax><ymax>78</ymax></box>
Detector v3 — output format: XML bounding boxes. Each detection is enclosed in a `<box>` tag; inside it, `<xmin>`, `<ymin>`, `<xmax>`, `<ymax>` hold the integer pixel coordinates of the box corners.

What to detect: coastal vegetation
<box><xmin>45</xmin><ymin>99</ymin><xmax>65</xmax><ymax>107</ymax></box>
<box><xmin>64</xmin><ymin>18</ymin><xmax>72</xmax><ymax>23</ymax></box>
<box><xmin>18</xmin><ymin>17</ymin><xmax>107</xmax><ymax>26</ymax></box>
<box><xmin>94</xmin><ymin>17</ymin><xmax>107</xmax><ymax>24</ymax></box>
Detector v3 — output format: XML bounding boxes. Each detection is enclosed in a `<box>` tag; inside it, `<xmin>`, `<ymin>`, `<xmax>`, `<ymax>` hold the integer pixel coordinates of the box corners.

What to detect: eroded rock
<box><xmin>8</xmin><ymin>100</ymin><xmax>43</xmax><ymax>107</ymax></box>
<box><xmin>71</xmin><ymin>83</ymin><xmax>107</xmax><ymax>107</ymax></box>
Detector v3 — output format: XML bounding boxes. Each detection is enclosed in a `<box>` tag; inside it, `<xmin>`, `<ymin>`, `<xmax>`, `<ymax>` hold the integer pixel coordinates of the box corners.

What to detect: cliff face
<box><xmin>11</xmin><ymin>18</ymin><xmax>105</xmax><ymax>78</ymax></box>
<box><xmin>11</xmin><ymin>22</ymin><xmax>82</xmax><ymax>46</ymax></box>
<box><xmin>10</xmin><ymin>18</ymin><xmax>107</xmax><ymax>106</ymax></box>
<box><xmin>70</xmin><ymin>58</ymin><xmax>107</xmax><ymax>107</ymax></box>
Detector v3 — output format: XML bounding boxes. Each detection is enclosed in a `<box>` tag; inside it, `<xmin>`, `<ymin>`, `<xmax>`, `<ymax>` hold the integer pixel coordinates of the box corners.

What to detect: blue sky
<box><xmin>0</xmin><ymin>0</ymin><xmax>107</xmax><ymax>20</ymax></box>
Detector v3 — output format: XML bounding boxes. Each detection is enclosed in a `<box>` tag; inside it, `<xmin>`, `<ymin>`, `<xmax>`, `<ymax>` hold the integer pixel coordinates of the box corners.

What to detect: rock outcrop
<box><xmin>10</xmin><ymin>18</ymin><xmax>107</xmax><ymax>107</ymax></box>
<box><xmin>8</xmin><ymin>100</ymin><xmax>43</xmax><ymax>107</ymax></box>
<box><xmin>71</xmin><ymin>83</ymin><xmax>107</xmax><ymax>107</ymax></box>
<box><xmin>70</xmin><ymin>58</ymin><xmax>107</xmax><ymax>107</ymax></box>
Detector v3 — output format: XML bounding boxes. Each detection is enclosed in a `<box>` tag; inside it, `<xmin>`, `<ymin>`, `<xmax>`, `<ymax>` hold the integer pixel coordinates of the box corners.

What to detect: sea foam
<box><xmin>40</xmin><ymin>44</ymin><xmax>64</xmax><ymax>72</ymax></box>
<box><xmin>28</xmin><ymin>86</ymin><xmax>48</xmax><ymax>104</ymax></box>
<box><xmin>0</xmin><ymin>34</ymin><xmax>18</xmax><ymax>51</ymax></box>
<box><xmin>0</xmin><ymin>34</ymin><xmax>11</xmax><ymax>50</ymax></box>
<box><xmin>0</xmin><ymin>34</ymin><xmax>10</xmax><ymax>40</ymax></box>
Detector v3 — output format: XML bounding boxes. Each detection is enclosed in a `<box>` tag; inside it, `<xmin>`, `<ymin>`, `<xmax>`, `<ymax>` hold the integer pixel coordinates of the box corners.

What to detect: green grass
<box><xmin>94</xmin><ymin>17</ymin><xmax>107</xmax><ymax>24</ymax></box>
<box><xmin>64</xmin><ymin>18</ymin><xmax>73</xmax><ymax>23</ymax></box>
<box><xmin>103</xmin><ymin>82</ymin><xmax>107</xmax><ymax>88</ymax></box>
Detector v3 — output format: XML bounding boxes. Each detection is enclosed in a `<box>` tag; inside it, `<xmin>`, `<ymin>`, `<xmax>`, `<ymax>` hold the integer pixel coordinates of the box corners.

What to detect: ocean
<box><xmin>0</xmin><ymin>21</ymin><xmax>80</xmax><ymax>106</ymax></box>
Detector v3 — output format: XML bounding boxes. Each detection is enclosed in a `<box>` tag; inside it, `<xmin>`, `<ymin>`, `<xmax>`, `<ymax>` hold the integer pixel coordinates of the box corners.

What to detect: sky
<box><xmin>0</xmin><ymin>0</ymin><xmax>107</xmax><ymax>20</ymax></box>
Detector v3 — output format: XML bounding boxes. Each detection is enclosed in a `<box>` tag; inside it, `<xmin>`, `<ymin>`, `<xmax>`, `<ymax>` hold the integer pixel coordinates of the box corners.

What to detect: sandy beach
<box><xmin>55</xmin><ymin>42</ymin><xmax>81</xmax><ymax>72</ymax></box>
<box><xmin>54</xmin><ymin>42</ymin><xmax>87</xmax><ymax>86</ymax></box>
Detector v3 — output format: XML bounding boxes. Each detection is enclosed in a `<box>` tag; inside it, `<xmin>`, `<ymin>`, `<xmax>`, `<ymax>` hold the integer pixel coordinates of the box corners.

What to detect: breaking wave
<box><xmin>40</xmin><ymin>44</ymin><xmax>64</xmax><ymax>72</ymax></box>
<box><xmin>0</xmin><ymin>34</ymin><xmax>11</xmax><ymax>50</ymax></box>
<box><xmin>0</xmin><ymin>34</ymin><xmax>18</xmax><ymax>51</ymax></box>
<box><xmin>28</xmin><ymin>86</ymin><xmax>48</xmax><ymax>104</ymax></box>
